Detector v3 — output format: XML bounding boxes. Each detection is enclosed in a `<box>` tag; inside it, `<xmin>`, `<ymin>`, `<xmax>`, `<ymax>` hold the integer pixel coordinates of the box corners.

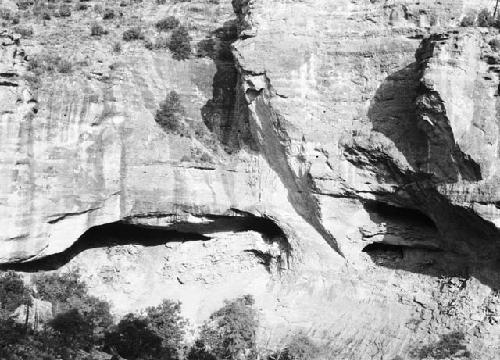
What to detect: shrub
<box><xmin>169</xmin><ymin>25</ymin><xmax>191</xmax><ymax>60</ymax></box>
<box><xmin>477</xmin><ymin>8</ymin><xmax>494</xmax><ymax>27</ymax></box>
<box><xmin>189</xmin><ymin>5</ymin><xmax>203</xmax><ymax>13</ymax></box>
<box><xmin>16</xmin><ymin>0</ymin><xmax>30</xmax><ymax>10</ymax></box>
<box><xmin>460</xmin><ymin>13</ymin><xmax>475</xmax><ymax>27</ymax></box>
<box><xmin>200</xmin><ymin>153</ymin><xmax>212</xmax><ymax>163</ymax></box>
<box><xmin>198</xmin><ymin>295</ymin><xmax>258</xmax><ymax>360</ymax></box>
<box><xmin>154</xmin><ymin>35</ymin><xmax>169</xmax><ymax>49</ymax></box>
<box><xmin>94</xmin><ymin>3</ymin><xmax>103</xmax><ymax>13</ymax></box>
<box><xmin>112</xmin><ymin>41</ymin><xmax>122</xmax><ymax>53</ymax></box>
<box><xmin>12</xmin><ymin>25</ymin><xmax>34</xmax><ymax>38</ymax></box>
<box><xmin>156</xmin><ymin>16</ymin><xmax>180</xmax><ymax>31</ymax></box>
<box><xmin>273</xmin><ymin>333</ymin><xmax>321</xmax><ymax>360</ymax></box>
<box><xmin>91</xmin><ymin>22</ymin><xmax>107</xmax><ymax>36</ymax></box>
<box><xmin>144</xmin><ymin>38</ymin><xmax>153</xmax><ymax>50</ymax></box>
<box><xmin>197</xmin><ymin>37</ymin><xmax>216</xmax><ymax>58</ymax></box>
<box><xmin>0</xmin><ymin>7</ymin><xmax>12</xmax><ymax>20</ymax></box>
<box><xmin>490</xmin><ymin>38</ymin><xmax>500</xmax><ymax>51</ymax></box>
<box><xmin>410</xmin><ymin>331</ymin><xmax>471</xmax><ymax>359</ymax></box>
<box><xmin>58</xmin><ymin>4</ymin><xmax>71</xmax><ymax>17</ymax></box>
<box><xmin>123</xmin><ymin>27</ymin><xmax>143</xmax><ymax>41</ymax></box>
<box><xmin>57</xmin><ymin>59</ymin><xmax>72</xmax><ymax>73</ymax></box>
<box><xmin>155</xmin><ymin>90</ymin><xmax>185</xmax><ymax>132</ymax></box>
<box><xmin>102</xmin><ymin>7</ymin><xmax>114</xmax><ymax>19</ymax></box>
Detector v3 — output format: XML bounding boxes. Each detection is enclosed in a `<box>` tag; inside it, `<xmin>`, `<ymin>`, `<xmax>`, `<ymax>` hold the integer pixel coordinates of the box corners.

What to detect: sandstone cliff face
<box><xmin>2</xmin><ymin>0</ymin><xmax>500</xmax><ymax>358</ymax></box>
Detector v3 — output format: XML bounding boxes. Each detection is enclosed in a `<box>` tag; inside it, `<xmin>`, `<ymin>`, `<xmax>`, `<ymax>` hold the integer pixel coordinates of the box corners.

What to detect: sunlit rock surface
<box><xmin>1</xmin><ymin>0</ymin><xmax>500</xmax><ymax>357</ymax></box>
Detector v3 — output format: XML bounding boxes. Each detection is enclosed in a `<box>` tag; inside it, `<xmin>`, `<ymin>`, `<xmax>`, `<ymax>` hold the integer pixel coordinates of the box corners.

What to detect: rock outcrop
<box><xmin>1</xmin><ymin>0</ymin><xmax>500</xmax><ymax>357</ymax></box>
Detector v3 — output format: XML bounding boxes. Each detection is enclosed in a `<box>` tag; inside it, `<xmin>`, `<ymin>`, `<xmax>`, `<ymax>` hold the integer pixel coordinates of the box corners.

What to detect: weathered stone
<box><xmin>1</xmin><ymin>0</ymin><xmax>500</xmax><ymax>358</ymax></box>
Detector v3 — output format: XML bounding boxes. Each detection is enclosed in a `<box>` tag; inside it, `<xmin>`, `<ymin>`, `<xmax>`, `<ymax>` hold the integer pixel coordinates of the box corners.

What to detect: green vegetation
<box><xmin>197</xmin><ymin>38</ymin><xmax>216</xmax><ymax>58</ymax></box>
<box><xmin>0</xmin><ymin>273</ymin><xmax>321</xmax><ymax>360</ymax></box>
<box><xmin>197</xmin><ymin>295</ymin><xmax>259</xmax><ymax>360</ymax></box>
<box><xmin>155</xmin><ymin>90</ymin><xmax>185</xmax><ymax>132</ymax></box>
<box><xmin>123</xmin><ymin>26</ymin><xmax>144</xmax><ymax>41</ymax></box>
<box><xmin>12</xmin><ymin>25</ymin><xmax>33</xmax><ymax>38</ymax></box>
<box><xmin>58</xmin><ymin>4</ymin><xmax>71</xmax><ymax>17</ymax></box>
<box><xmin>113</xmin><ymin>41</ymin><xmax>122</xmax><ymax>53</ymax></box>
<box><xmin>0</xmin><ymin>271</ymin><xmax>32</xmax><ymax>319</ymax></box>
<box><xmin>105</xmin><ymin>300</ymin><xmax>186</xmax><ymax>360</ymax></box>
<box><xmin>154</xmin><ymin>35</ymin><xmax>170</xmax><ymax>49</ymax></box>
<box><xmin>28</xmin><ymin>53</ymin><xmax>74</xmax><ymax>75</ymax></box>
<box><xmin>0</xmin><ymin>270</ymin><xmax>112</xmax><ymax>359</ymax></box>
<box><xmin>102</xmin><ymin>7</ymin><xmax>114</xmax><ymax>20</ymax></box>
<box><xmin>169</xmin><ymin>25</ymin><xmax>192</xmax><ymax>60</ymax></box>
<box><xmin>409</xmin><ymin>331</ymin><xmax>471</xmax><ymax>359</ymax></box>
<box><xmin>461</xmin><ymin>8</ymin><xmax>500</xmax><ymax>28</ymax></box>
<box><xmin>156</xmin><ymin>16</ymin><xmax>181</xmax><ymax>32</ymax></box>
<box><xmin>270</xmin><ymin>333</ymin><xmax>321</xmax><ymax>360</ymax></box>
<box><xmin>90</xmin><ymin>22</ymin><xmax>107</xmax><ymax>36</ymax></box>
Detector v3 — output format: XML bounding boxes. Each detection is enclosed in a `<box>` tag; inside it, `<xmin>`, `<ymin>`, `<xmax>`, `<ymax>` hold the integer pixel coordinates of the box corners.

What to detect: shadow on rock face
<box><xmin>367</xmin><ymin>62</ymin><xmax>481</xmax><ymax>183</ymax></box>
<box><xmin>199</xmin><ymin>19</ymin><xmax>256</xmax><ymax>154</ymax></box>
<box><xmin>361</xmin><ymin>199</ymin><xmax>500</xmax><ymax>290</ymax></box>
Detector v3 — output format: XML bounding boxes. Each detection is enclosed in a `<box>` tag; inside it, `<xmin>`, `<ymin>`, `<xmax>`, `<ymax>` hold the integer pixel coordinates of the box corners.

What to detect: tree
<box><xmin>68</xmin><ymin>295</ymin><xmax>114</xmax><ymax>343</ymax></box>
<box><xmin>33</xmin><ymin>271</ymin><xmax>87</xmax><ymax>313</ymax></box>
<box><xmin>50</xmin><ymin>308</ymin><xmax>94</xmax><ymax>351</ymax></box>
<box><xmin>477</xmin><ymin>8</ymin><xmax>494</xmax><ymax>27</ymax></box>
<box><xmin>104</xmin><ymin>313</ymin><xmax>163</xmax><ymax>360</ymax></box>
<box><xmin>187</xmin><ymin>340</ymin><xmax>216</xmax><ymax>360</ymax></box>
<box><xmin>34</xmin><ymin>271</ymin><xmax>114</xmax><ymax>349</ymax></box>
<box><xmin>169</xmin><ymin>26</ymin><xmax>192</xmax><ymax>60</ymax></box>
<box><xmin>273</xmin><ymin>333</ymin><xmax>320</xmax><ymax>360</ymax></box>
<box><xmin>155</xmin><ymin>91</ymin><xmax>185</xmax><ymax>132</ymax></box>
<box><xmin>0</xmin><ymin>271</ymin><xmax>32</xmax><ymax>319</ymax></box>
<box><xmin>0</xmin><ymin>319</ymin><xmax>57</xmax><ymax>360</ymax></box>
<box><xmin>145</xmin><ymin>300</ymin><xmax>187</xmax><ymax>359</ymax></box>
<box><xmin>198</xmin><ymin>295</ymin><xmax>258</xmax><ymax>360</ymax></box>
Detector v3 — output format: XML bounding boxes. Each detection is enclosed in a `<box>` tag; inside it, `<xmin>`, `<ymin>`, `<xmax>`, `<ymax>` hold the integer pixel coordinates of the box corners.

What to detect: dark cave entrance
<box><xmin>0</xmin><ymin>215</ymin><xmax>290</xmax><ymax>272</ymax></box>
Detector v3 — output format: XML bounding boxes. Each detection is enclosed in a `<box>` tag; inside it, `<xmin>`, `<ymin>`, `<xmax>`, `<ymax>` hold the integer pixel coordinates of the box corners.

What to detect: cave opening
<box><xmin>363</xmin><ymin>200</ymin><xmax>437</xmax><ymax>230</ymax></box>
<box><xmin>362</xmin><ymin>242</ymin><xmax>405</xmax><ymax>255</ymax></box>
<box><xmin>0</xmin><ymin>215</ymin><xmax>289</xmax><ymax>272</ymax></box>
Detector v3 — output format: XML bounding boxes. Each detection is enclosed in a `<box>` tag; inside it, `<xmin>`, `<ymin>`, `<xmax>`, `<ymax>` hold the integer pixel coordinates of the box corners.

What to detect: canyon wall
<box><xmin>1</xmin><ymin>0</ymin><xmax>500</xmax><ymax>358</ymax></box>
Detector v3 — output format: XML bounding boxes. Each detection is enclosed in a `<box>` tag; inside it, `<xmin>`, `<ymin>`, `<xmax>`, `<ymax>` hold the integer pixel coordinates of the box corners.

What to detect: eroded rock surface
<box><xmin>1</xmin><ymin>0</ymin><xmax>500</xmax><ymax>358</ymax></box>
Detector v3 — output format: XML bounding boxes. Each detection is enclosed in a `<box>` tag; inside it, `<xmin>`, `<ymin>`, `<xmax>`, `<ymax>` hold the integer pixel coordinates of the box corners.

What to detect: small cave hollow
<box><xmin>363</xmin><ymin>200</ymin><xmax>438</xmax><ymax>230</ymax></box>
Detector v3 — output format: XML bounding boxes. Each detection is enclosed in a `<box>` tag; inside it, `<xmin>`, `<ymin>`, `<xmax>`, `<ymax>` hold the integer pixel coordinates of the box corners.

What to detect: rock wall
<box><xmin>1</xmin><ymin>0</ymin><xmax>500</xmax><ymax>358</ymax></box>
